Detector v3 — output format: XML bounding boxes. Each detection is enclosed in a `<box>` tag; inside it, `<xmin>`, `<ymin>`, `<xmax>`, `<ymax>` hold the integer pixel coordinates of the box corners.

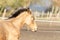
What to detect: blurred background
<box><xmin>0</xmin><ymin>0</ymin><xmax>60</xmax><ymax>19</ymax></box>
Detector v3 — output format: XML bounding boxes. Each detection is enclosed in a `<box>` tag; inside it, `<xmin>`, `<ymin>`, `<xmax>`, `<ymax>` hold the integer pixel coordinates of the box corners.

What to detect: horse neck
<box><xmin>12</xmin><ymin>12</ymin><xmax>29</xmax><ymax>30</ymax></box>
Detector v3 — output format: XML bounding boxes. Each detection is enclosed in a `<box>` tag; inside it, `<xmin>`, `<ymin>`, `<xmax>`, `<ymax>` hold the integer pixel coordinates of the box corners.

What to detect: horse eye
<box><xmin>32</xmin><ymin>17</ymin><xmax>35</xmax><ymax>20</ymax></box>
<box><xmin>31</xmin><ymin>15</ymin><xmax>35</xmax><ymax>20</ymax></box>
<box><xmin>31</xmin><ymin>17</ymin><xmax>34</xmax><ymax>20</ymax></box>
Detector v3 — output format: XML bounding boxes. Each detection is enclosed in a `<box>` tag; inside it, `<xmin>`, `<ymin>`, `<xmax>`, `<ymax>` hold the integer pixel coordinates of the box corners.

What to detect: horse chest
<box><xmin>0</xmin><ymin>21</ymin><xmax>20</xmax><ymax>40</ymax></box>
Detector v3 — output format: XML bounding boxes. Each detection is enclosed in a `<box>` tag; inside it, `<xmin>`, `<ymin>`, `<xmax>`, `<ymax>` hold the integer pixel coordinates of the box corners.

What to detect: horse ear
<box><xmin>27</xmin><ymin>8</ymin><xmax>29</xmax><ymax>9</ymax></box>
<box><xmin>27</xmin><ymin>8</ymin><xmax>32</xmax><ymax>14</ymax></box>
<box><xmin>26</xmin><ymin>7</ymin><xmax>29</xmax><ymax>10</ymax></box>
<box><xmin>27</xmin><ymin>8</ymin><xmax>31</xmax><ymax>11</ymax></box>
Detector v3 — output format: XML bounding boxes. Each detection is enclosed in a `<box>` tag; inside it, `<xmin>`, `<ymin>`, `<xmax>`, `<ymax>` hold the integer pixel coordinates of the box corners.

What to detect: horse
<box><xmin>0</xmin><ymin>8</ymin><xmax>37</xmax><ymax>40</ymax></box>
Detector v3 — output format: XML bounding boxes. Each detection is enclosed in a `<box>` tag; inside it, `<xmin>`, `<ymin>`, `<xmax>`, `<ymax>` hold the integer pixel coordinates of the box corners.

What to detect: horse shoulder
<box><xmin>0</xmin><ymin>25</ymin><xmax>6</xmax><ymax>40</ymax></box>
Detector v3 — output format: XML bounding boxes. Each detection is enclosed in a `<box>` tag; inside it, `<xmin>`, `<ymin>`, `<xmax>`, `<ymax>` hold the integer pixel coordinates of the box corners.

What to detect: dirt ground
<box><xmin>20</xmin><ymin>21</ymin><xmax>60</xmax><ymax>40</ymax></box>
<box><xmin>20</xmin><ymin>30</ymin><xmax>60</xmax><ymax>40</ymax></box>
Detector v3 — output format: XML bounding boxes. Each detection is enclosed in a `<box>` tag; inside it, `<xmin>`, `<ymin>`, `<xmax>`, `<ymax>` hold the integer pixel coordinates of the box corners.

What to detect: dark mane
<box><xmin>9</xmin><ymin>8</ymin><xmax>30</xmax><ymax>18</ymax></box>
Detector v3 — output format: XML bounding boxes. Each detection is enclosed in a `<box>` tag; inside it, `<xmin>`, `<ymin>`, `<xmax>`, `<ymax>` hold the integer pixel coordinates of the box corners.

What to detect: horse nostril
<box><xmin>34</xmin><ymin>30</ymin><xmax>37</xmax><ymax>32</ymax></box>
<box><xmin>32</xmin><ymin>28</ymin><xmax>37</xmax><ymax>32</ymax></box>
<box><xmin>32</xmin><ymin>30</ymin><xmax>37</xmax><ymax>32</ymax></box>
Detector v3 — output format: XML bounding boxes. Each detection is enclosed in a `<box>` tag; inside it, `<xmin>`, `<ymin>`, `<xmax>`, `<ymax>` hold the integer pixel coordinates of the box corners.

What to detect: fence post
<box><xmin>2</xmin><ymin>9</ymin><xmax>6</xmax><ymax>19</ymax></box>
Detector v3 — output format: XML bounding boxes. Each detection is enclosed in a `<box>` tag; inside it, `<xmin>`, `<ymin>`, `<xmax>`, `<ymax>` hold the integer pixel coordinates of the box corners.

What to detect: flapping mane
<box><xmin>9</xmin><ymin>8</ymin><xmax>30</xmax><ymax>18</ymax></box>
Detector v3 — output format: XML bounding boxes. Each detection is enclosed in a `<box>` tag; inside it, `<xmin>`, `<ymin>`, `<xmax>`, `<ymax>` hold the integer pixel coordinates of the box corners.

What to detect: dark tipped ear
<box><xmin>26</xmin><ymin>7</ymin><xmax>30</xmax><ymax>11</ymax></box>
<box><xmin>27</xmin><ymin>7</ymin><xmax>29</xmax><ymax>10</ymax></box>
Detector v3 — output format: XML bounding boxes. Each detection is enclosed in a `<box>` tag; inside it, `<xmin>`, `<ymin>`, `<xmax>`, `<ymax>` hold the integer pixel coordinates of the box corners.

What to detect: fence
<box><xmin>0</xmin><ymin>6</ymin><xmax>60</xmax><ymax>21</ymax></box>
<box><xmin>34</xmin><ymin>6</ymin><xmax>60</xmax><ymax>22</ymax></box>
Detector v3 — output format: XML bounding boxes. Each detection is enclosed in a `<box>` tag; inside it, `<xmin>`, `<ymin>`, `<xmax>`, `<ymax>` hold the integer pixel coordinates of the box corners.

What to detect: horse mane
<box><xmin>9</xmin><ymin>8</ymin><xmax>30</xmax><ymax>18</ymax></box>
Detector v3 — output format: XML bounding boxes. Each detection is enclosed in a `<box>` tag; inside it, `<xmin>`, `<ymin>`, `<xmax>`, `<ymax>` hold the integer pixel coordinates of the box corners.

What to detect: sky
<box><xmin>29</xmin><ymin>0</ymin><xmax>53</xmax><ymax>12</ymax></box>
